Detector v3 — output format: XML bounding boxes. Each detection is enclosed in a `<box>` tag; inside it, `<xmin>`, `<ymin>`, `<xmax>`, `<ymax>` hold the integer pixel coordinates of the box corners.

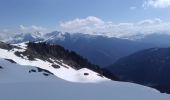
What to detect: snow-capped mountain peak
<box><xmin>43</xmin><ymin>31</ymin><xmax>66</xmax><ymax>42</ymax></box>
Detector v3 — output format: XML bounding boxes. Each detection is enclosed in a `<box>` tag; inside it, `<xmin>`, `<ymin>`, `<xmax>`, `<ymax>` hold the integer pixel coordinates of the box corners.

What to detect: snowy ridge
<box><xmin>43</xmin><ymin>31</ymin><xmax>66</xmax><ymax>42</ymax></box>
<box><xmin>0</xmin><ymin>43</ymin><xmax>108</xmax><ymax>83</ymax></box>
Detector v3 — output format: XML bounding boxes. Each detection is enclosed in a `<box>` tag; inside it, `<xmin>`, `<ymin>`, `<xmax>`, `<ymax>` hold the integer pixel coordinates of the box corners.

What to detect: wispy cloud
<box><xmin>0</xmin><ymin>25</ymin><xmax>49</xmax><ymax>41</ymax></box>
<box><xmin>130</xmin><ymin>6</ymin><xmax>137</xmax><ymax>10</ymax></box>
<box><xmin>19</xmin><ymin>25</ymin><xmax>47</xmax><ymax>33</ymax></box>
<box><xmin>143</xmin><ymin>0</ymin><xmax>170</xmax><ymax>8</ymax></box>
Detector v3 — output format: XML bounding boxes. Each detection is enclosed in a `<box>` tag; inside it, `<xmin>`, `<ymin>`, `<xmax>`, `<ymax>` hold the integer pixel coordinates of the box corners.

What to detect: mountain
<box><xmin>45</xmin><ymin>32</ymin><xmax>157</xmax><ymax>67</ymax></box>
<box><xmin>107</xmin><ymin>47</ymin><xmax>170</xmax><ymax>93</ymax></box>
<box><xmin>135</xmin><ymin>33</ymin><xmax>170</xmax><ymax>47</ymax></box>
<box><xmin>7</xmin><ymin>31</ymin><xmax>155</xmax><ymax>67</ymax></box>
<box><xmin>0</xmin><ymin>41</ymin><xmax>118</xmax><ymax>82</ymax></box>
<box><xmin>7</xmin><ymin>31</ymin><xmax>170</xmax><ymax>68</ymax></box>
<box><xmin>0</xmin><ymin>51</ymin><xmax>170</xmax><ymax>100</ymax></box>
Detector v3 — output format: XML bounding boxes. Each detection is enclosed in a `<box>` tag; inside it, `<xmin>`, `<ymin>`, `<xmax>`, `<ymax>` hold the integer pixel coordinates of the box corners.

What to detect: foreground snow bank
<box><xmin>0</xmin><ymin>59</ymin><xmax>170</xmax><ymax>100</ymax></box>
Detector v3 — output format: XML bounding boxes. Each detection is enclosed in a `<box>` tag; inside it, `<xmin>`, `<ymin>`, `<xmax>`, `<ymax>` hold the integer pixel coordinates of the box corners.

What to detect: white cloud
<box><xmin>137</xmin><ymin>18</ymin><xmax>162</xmax><ymax>25</ymax></box>
<box><xmin>60</xmin><ymin>16</ymin><xmax>106</xmax><ymax>33</ymax></box>
<box><xmin>19</xmin><ymin>25</ymin><xmax>27</xmax><ymax>31</ymax></box>
<box><xmin>19</xmin><ymin>25</ymin><xmax>47</xmax><ymax>33</ymax></box>
<box><xmin>60</xmin><ymin>16</ymin><xmax>114</xmax><ymax>34</ymax></box>
<box><xmin>143</xmin><ymin>0</ymin><xmax>170</xmax><ymax>8</ymax></box>
<box><xmin>60</xmin><ymin>16</ymin><xmax>170</xmax><ymax>39</ymax></box>
<box><xmin>0</xmin><ymin>31</ymin><xmax>13</xmax><ymax>41</ymax></box>
<box><xmin>0</xmin><ymin>25</ymin><xmax>49</xmax><ymax>41</ymax></box>
<box><xmin>130</xmin><ymin>6</ymin><xmax>137</xmax><ymax>10</ymax></box>
<box><xmin>2</xmin><ymin>29</ymin><xmax>9</xmax><ymax>33</ymax></box>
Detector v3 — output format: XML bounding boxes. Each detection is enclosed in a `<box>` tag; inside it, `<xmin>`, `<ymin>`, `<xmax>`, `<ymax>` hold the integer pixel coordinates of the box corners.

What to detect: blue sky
<box><xmin>0</xmin><ymin>0</ymin><xmax>170</xmax><ymax>35</ymax></box>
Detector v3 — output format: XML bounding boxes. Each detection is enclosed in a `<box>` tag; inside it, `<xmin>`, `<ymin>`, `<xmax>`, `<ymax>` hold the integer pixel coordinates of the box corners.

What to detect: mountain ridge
<box><xmin>107</xmin><ymin>47</ymin><xmax>170</xmax><ymax>93</ymax></box>
<box><xmin>0</xmin><ymin>41</ymin><xmax>118</xmax><ymax>82</ymax></box>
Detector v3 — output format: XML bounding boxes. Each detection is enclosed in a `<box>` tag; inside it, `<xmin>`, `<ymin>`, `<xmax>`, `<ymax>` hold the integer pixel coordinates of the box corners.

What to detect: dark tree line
<box><xmin>26</xmin><ymin>42</ymin><xmax>98</xmax><ymax>69</ymax></box>
<box><xmin>15</xmin><ymin>42</ymin><xmax>118</xmax><ymax>80</ymax></box>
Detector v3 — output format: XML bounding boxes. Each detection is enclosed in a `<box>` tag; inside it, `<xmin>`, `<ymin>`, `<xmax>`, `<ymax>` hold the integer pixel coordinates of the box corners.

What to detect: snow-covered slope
<box><xmin>0</xmin><ymin>58</ymin><xmax>170</xmax><ymax>100</ymax></box>
<box><xmin>0</xmin><ymin>58</ymin><xmax>54</xmax><ymax>83</ymax></box>
<box><xmin>0</xmin><ymin>42</ymin><xmax>107</xmax><ymax>83</ymax></box>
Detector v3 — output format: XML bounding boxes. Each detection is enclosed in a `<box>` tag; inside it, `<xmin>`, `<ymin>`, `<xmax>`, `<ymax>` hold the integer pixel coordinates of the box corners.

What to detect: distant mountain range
<box><xmin>107</xmin><ymin>47</ymin><xmax>170</xmax><ymax>93</ymax></box>
<box><xmin>7</xmin><ymin>31</ymin><xmax>170</xmax><ymax>67</ymax></box>
<box><xmin>135</xmin><ymin>33</ymin><xmax>170</xmax><ymax>47</ymax></box>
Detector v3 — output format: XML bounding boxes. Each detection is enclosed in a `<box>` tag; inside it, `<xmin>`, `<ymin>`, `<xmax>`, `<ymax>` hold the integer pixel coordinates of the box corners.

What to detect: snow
<box><xmin>0</xmin><ymin>59</ymin><xmax>54</xmax><ymax>83</ymax></box>
<box><xmin>0</xmin><ymin>43</ymin><xmax>108</xmax><ymax>83</ymax></box>
<box><xmin>0</xmin><ymin>58</ymin><xmax>170</xmax><ymax>100</ymax></box>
